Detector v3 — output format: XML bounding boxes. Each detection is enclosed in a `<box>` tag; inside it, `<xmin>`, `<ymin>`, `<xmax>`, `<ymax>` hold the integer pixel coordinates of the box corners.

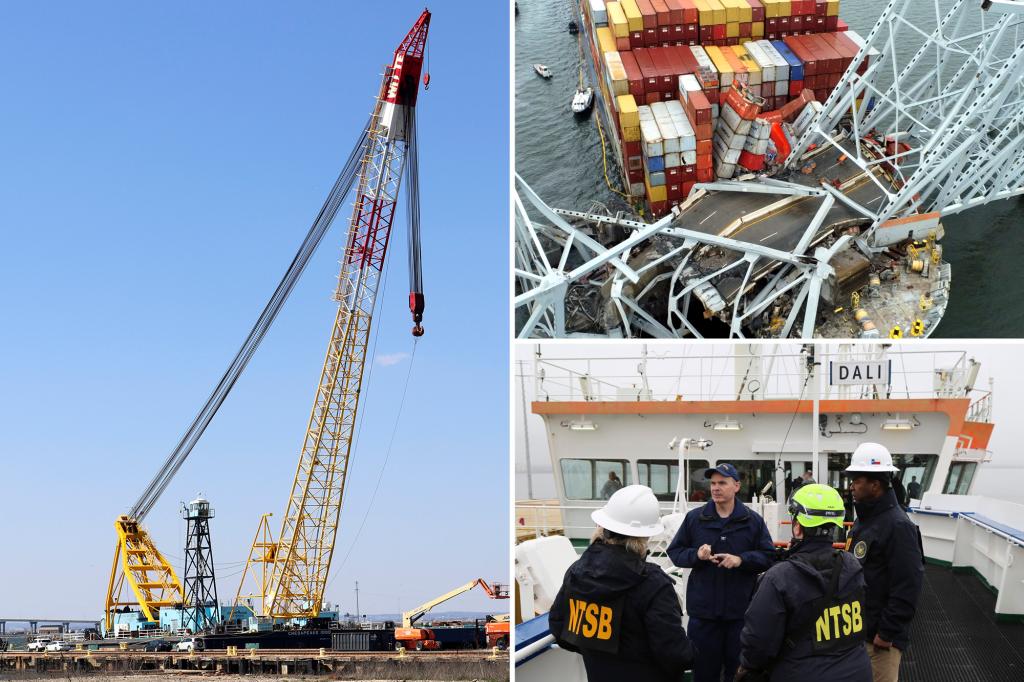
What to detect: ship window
<box><xmin>724</xmin><ymin>460</ymin><xmax>776</xmax><ymax>502</ymax></box>
<box><xmin>943</xmin><ymin>462</ymin><xmax>977</xmax><ymax>495</ymax></box>
<box><xmin>560</xmin><ymin>459</ymin><xmax>631</xmax><ymax>500</ymax></box>
<box><xmin>686</xmin><ymin>459</ymin><xmax>711</xmax><ymax>502</ymax></box>
<box><xmin>637</xmin><ymin>460</ymin><xmax>679</xmax><ymax>501</ymax></box>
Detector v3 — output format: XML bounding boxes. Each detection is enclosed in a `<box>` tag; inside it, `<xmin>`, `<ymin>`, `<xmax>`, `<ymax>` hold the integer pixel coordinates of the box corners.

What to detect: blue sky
<box><xmin>0</xmin><ymin>1</ymin><xmax>508</xmax><ymax>620</ymax></box>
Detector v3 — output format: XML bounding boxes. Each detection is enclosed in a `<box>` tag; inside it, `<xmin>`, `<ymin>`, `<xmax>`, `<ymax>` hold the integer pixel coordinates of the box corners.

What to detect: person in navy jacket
<box><xmin>668</xmin><ymin>463</ymin><xmax>776</xmax><ymax>682</ymax></box>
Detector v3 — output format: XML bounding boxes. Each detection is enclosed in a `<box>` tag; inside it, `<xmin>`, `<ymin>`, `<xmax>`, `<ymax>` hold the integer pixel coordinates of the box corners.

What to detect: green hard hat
<box><xmin>789</xmin><ymin>483</ymin><xmax>846</xmax><ymax>528</ymax></box>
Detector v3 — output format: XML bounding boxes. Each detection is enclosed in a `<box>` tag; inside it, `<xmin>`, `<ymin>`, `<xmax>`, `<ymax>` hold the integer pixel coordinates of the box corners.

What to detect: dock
<box><xmin>0</xmin><ymin>648</ymin><xmax>509</xmax><ymax>679</ymax></box>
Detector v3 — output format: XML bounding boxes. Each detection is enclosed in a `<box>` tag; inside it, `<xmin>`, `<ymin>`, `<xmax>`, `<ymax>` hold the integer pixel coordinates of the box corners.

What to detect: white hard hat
<box><xmin>845</xmin><ymin>442</ymin><xmax>900</xmax><ymax>473</ymax></box>
<box><xmin>591</xmin><ymin>485</ymin><xmax>665</xmax><ymax>538</ymax></box>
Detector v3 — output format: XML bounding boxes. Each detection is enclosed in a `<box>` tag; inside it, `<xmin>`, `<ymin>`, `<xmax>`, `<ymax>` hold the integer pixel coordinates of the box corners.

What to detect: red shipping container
<box><xmin>663</xmin><ymin>0</ymin><xmax>685</xmax><ymax>24</ymax></box>
<box><xmin>837</xmin><ymin>19</ymin><xmax>849</xmax><ymax>31</ymax></box>
<box><xmin>667</xmin><ymin>182</ymin><xmax>684</xmax><ymax>201</ymax></box>
<box><xmin>683</xmin><ymin>164</ymin><xmax>697</xmax><ymax>179</ymax></box>
<box><xmin>807</xmin><ymin>33</ymin><xmax>842</xmax><ymax>73</ymax></box>
<box><xmin>666</xmin><ymin>166</ymin><xmax>682</xmax><ymax>181</ymax></box>
<box><xmin>625</xmin><ymin>140</ymin><xmax>642</xmax><ymax>156</ymax></box>
<box><xmin>651</xmin><ymin>0</ymin><xmax>672</xmax><ymax>25</ymax></box>
<box><xmin>712</xmin><ymin>24</ymin><xmax>727</xmax><ymax>40</ymax></box>
<box><xmin>815</xmin><ymin>88</ymin><xmax>829</xmax><ymax>101</ymax></box>
<box><xmin>650</xmin><ymin>200</ymin><xmax>669</xmax><ymax>216</ymax></box>
<box><xmin>637</xmin><ymin>0</ymin><xmax>659</xmax><ymax>29</ymax></box>
<box><xmin>738</xmin><ymin>150</ymin><xmax>766</xmax><ymax>171</ymax></box>
<box><xmin>634</xmin><ymin>48</ymin><xmax>660</xmax><ymax>92</ymax></box>
<box><xmin>616</xmin><ymin>36</ymin><xmax>631</xmax><ymax>51</ymax></box>
<box><xmin>697</xmin><ymin>140</ymin><xmax>713</xmax><ymax>156</ymax></box>
<box><xmin>620</xmin><ymin>50</ymin><xmax>646</xmax><ymax>98</ymax></box>
<box><xmin>779</xmin><ymin>16</ymin><xmax>792</xmax><ymax>32</ymax></box>
<box><xmin>792</xmin><ymin>15</ymin><xmax>804</xmax><ymax>31</ymax></box>
<box><xmin>644</xmin><ymin>28</ymin><xmax>658</xmax><ymax>46</ymax></box>
<box><xmin>670</xmin><ymin>0</ymin><xmax>698</xmax><ymax>25</ymax></box>
<box><xmin>659</xmin><ymin>25</ymin><xmax>672</xmax><ymax>42</ymax></box>
<box><xmin>672</xmin><ymin>45</ymin><xmax>699</xmax><ymax>74</ymax></box>
<box><xmin>627</xmin><ymin>167</ymin><xmax>645</xmax><ymax>183</ymax></box>
<box><xmin>697</xmin><ymin>121</ymin><xmax>714</xmax><ymax>138</ymax></box>
<box><xmin>663</xmin><ymin>90</ymin><xmax>676</xmax><ymax>101</ymax></box>
<box><xmin>650</xmin><ymin>47</ymin><xmax>676</xmax><ymax>90</ymax></box>
<box><xmin>683</xmin><ymin>180</ymin><xmax>697</xmax><ymax>196</ymax></box>
<box><xmin>785</xmin><ymin>35</ymin><xmax>818</xmax><ymax>76</ymax></box>
<box><xmin>789</xmin><ymin>79</ymin><xmax>805</xmax><ymax>96</ymax></box>
<box><xmin>812</xmin><ymin>16</ymin><xmax>826</xmax><ymax>32</ymax></box>
<box><xmin>696</xmin><ymin>166</ymin><xmax>714</xmax><ymax>181</ymax></box>
<box><xmin>828</xmin><ymin>72</ymin><xmax>841</xmax><ymax>88</ymax></box>
<box><xmin>704</xmin><ymin>87</ymin><xmax>719</xmax><ymax>105</ymax></box>
<box><xmin>700</xmin><ymin>25</ymin><xmax>713</xmax><ymax>42</ymax></box>
<box><xmin>748</xmin><ymin>0</ymin><xmax>765</xmax><ymax>22</ymax></box>
<box><xmin>630</xmin><ymin>31</ymin><xmax>645</xmax><ymax>49</ymax></box>
<box><xmin>645</xmin><ymin>92</ymin><xmax>661</xmax><ymax>105</ymax></box>
<box><xmin>740</xmin><ymin>22</ymin><xmax>751</xmax><ymax>37</ymax></box>
<box><xmin>815</xmin><ymin>0</ymin><xmax>827</xmax><ymax>16</ymax></box>
<box><xmin>685</xmin><ymin>23</ymin><xmax>699</xmax><ymax>41</ymax></box>
<box><xmin>766</xmin><ymin>17</ymin><xmax>778</xmax><ymax>32</ymax></box>
<box><xmin>826</xmin><ymin>16</ymin><xmax>839</xmax><ymax>30</ymax></box>
<box><xmin>689</xmin><ymin>89</ymin><xmax>712</xmax><ymax>125</ymax></box>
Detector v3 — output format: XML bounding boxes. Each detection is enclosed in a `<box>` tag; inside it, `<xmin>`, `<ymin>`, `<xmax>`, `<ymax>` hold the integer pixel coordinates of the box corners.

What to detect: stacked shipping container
<box><xmin>582</xmin><ymin>0</ymin><xmax>866</xmax><ymax>216</ymax></box>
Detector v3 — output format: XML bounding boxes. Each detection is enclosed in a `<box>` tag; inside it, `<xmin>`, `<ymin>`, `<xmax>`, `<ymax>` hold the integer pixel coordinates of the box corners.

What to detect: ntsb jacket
<box><xmin>847</xmin><ymin>488</ymin><xmax>924</xmax><ymax>650</ymax></box>
<box><xmin>549</xmin><ymin>541</ymin><xmax>696</xmax><ymax>682</ymax></box>
<box><xmin>739</xmin><ymin>536</ymin><xmax>872</xmax><ymax>682</ymax></box>
<box><xmin>667</xmin><ymin>501</ymin><xmax>776</xmax><ymax>620</ymax></box>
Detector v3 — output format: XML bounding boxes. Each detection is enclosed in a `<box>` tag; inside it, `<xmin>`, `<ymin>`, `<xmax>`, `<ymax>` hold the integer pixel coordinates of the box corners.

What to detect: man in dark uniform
<box><xmin>845</xmin><ymin>443</ymin><xmax>924</xmax><ymax>682</ymax></box>
<box><xmin>736</xmin><ymin>483</ymin><xmax>871</xmax><ymax>682</ymax></box>
<box><xmin>550</xmin><ymin>484</ymin><xmax>696</xmax><ymax>682</ymax></box>
<box><xmin>668</xmin><ymin>463</ymin><xmax>775</xmax><ymax>682</ymax></box>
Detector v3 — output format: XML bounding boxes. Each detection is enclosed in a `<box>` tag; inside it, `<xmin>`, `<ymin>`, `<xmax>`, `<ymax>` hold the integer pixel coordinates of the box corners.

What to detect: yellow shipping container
<box><xmin>621</xmin><ymin>0</ymin><xmax>644</xmax><ymax>33</ymax></box>
<box><xmin>597</xmin><ymin>27</ymin><xmax>617</xmax><ymax>54</ymax></box>
<box><xmin>645</xmin><ymin>175</ymin><xmax>668</xmax><ymax>203</ymax></box>
<box><xmin>737</xmin><ymin>0</ymin><xmax>753</xmax><ymax>23</ymax></box>
<box><xmin>706</xmin><ymin>0</ymin><xmax>727</xmax><ymax>25</ymax></box>
<box><xmin>827</xmin><ymin>0</ymin><xmax>840</xmax><ymax>17</ymax></box>
<box><xmin>607</xmin><ymin>2</ymin><xmax>629</xmax><ymax>38</ymax></box>
<box><xmin>726</xmin><ymin>22</ymin><xmax>739</xmax><ymax>38</ymax></box>
<box><xmin>762</xmin><ymin>0</ymin><xmax>777</xmax><ymax>19</ymax></box>
<box><xmin>622</xmin><ymin>125</ymin><xmax>642</xmax><ymax>142</ymax></box>
<box><xmin>732</xmin><ymin>45</ymin><xmax>761</xmax><ymax>86</ymax></box>
<box><xmin>778</xmin><ymin>0</ymin><xmax>792</xmax><ymax>16</ymax></box>
<box><xmin>721</xmin><ymin>0</ymin><xmax>740</xmax><ymax>24</ymax></box>
<box><xmin>694</xmin><ymin>0</ymin><xmax>714</xmax><ymax>26</ymax></box>
<box><xmin>704</xmin><ymin>46</ymin><xmax>735</xmax><ymax>85</ymax></box>
<box><xmin>617</xmin><ymin>95</ymin><xmax>640</xmax><ymax>128</ymax></box>
<box><xmin>752</xmin><ymin>21</ymin><xmax>765</xmax><ymax>38</ymax></box>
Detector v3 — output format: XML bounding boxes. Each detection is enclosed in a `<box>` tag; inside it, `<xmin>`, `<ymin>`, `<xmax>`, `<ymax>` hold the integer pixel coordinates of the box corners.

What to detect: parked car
<box><xmin>45</xmin><ymin>641</ymin><xmax>73</xmax><ymax>652</ymax></box>
<box><xmin>175</xmin><ymin>638</ymin><xmax>203</xmax><ymax>653</ymax></box>
<box><xmin>26</xmin><ymin>639</ymin><xmax>52</xmax><ymax>652</ymax></box>
<box><xmin>144</xmin><ymin>640</ymin><xmax>172</xmax><ymax>652</ymax></box>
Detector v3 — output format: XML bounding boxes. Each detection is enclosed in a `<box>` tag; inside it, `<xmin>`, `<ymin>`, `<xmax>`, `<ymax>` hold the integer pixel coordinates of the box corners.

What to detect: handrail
<box><xmin>515</xmin><ymin>634</ymin><xmax>555</xmax><ymax>665</ymax></box>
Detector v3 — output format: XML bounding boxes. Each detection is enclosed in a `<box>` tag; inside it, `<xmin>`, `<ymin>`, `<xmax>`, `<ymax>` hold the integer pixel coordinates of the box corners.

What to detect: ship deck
<box><xmin>903</xmin><ymin>563</ymin><xmax>1024</xmax><ymax>681</ymax></box>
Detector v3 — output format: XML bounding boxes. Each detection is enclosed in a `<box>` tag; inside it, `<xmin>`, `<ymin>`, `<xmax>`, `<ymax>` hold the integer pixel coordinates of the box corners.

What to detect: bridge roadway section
<box><xmin>0</xmin><ymin>617</ymin><xmax>100</xmax><ymax>634</ymax></box>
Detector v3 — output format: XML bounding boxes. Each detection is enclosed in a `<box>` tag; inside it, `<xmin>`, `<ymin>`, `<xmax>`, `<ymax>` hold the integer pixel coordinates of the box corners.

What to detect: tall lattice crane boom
<box><xmin>263</xmin><ymin>9</ymin><xmax>431</xmax><ymax>618</ymax></box>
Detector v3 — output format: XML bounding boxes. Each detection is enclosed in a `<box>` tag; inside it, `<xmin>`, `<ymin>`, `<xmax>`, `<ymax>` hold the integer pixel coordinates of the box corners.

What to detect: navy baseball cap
<box><xmin>705</xmin><ymin>463</ymin><xmax>740</xmax><ymax>481</ymax></box>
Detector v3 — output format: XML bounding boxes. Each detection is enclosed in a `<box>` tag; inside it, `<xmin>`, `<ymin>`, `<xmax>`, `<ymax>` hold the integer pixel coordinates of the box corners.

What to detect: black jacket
<box><xmin>848</xmin><ymin>488</ymin><xmax>924</xmax><ymax>650</ymax></box>
<box><xmin>667</xmin><ymin>501</ymin><xmax>776</xmax><ymax>620</ymax></box>
<box><xmin>549</xmin><ymin>542</ymin><xmax>696</xmax><ymax>682</ymax></box>
<box><xmin>740</xmin><ymin>536</ymin><xmax>872</xmax><ymax>682</ymax></box>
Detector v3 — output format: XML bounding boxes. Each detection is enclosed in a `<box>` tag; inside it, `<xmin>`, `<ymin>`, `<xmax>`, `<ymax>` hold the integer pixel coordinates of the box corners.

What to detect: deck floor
<box><xmin>902</xmin><ymin>564</ymin><xmax>1024</xmax><ymax>681</ymax></box>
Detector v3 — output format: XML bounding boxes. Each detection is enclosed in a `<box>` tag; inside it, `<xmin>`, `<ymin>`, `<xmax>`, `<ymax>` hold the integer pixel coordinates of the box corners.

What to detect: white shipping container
<box><xmin>589</xmin><ymin>0</ymin><xmax>608</xmax><ymax>25</ymax></box>
<box><xmin>774</xmin><ymin>80</ymin><xmax>789</xmax><ymax>97</ymax></box>
<box><xmin>652</xmin><ymin>102</ymin><xmax>681</xmax><ymax>155</ymax></box>
<box><xmin>641</xmin><ymin>118</ymin><xmax>664</xmax><ymax>158</ymax></box>
<box><xmin>793</xmin><ymin>101</ymin><xmax>823</xmax><ymax>137</ymax></box>
<box><xmin>629</xmin><ymin>182</ymin><xmax>646</xmax><ymax>196</ymax></box>
<box><xmin>682</xmin><ymin>150</ymin><xmax>697</xmax><ymax>166</ymax></box>
<box><xmin>667</xmin><ymin>101</ymin><xmax>697</xmax><ymax>153</ymax></box>
<box><xmin>714</xmin><ymin>158</ymin><xmax>737</xmax><ymax>179</ymax></box>
<box><xmin>713</xmin><ymin>133</ymin><xmax>743</xmax><ymax>164</ymax></box>
<box><xmin>744</xmin><ymin>42</ymin><xmax>776</xmax><ymax>84</ymax></box>
<box><xmin>604</xmin><ymin>51</ymin><xmax>629</xmax><ymax>97</ymax></box>
<box><xmin>757</xmin><ymin>40</ymin><xmax>791</xmax><ymax>82</ymax></box>
<box><xmin>720</xmin><ymin>104</ymin><xmax>753</xmax><ymax>137</ymax></box>
<box><xmin>688</xmin><ymin>46</ymin><xmax>719</xmax><ymax>87</ymax></box>
<box><xmin>649</xmin><ymin>170</ymin><xmax>666</xmax><ymax>186</ymax></box>
<box><xmin>678</xmin><ymin>74</ymin><xmax>702</xmax><ymax>103</ymax></box>
<box><xmin>743</xmin><ymin>134</ymin><xmax>770</xmax><ymax>155</ymax></box>
<box><xmin>665</xmin><ymin>152</ymin><xmax>682</xmax><ymax>168</ymax></box>
<box><xmin>749</xmin><ymin>118</ymin><xmax>772</xmax><ymax>141</ymax></box>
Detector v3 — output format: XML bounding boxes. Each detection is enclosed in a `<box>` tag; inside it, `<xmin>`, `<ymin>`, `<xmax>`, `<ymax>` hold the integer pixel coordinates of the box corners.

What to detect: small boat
<box><xmin>571</xmin><ymin>86</ymin><xmax>594</xmax><ymax>114</ymax></box>
<box><xmin>568</xmin><ymin>21</ymin><xmax>579</xmax><ymax>34</ymax></box>
<box><xmin>534</xmin><ymin>64</ymin><xmax>552</xmax><ymax>79</ymax></box>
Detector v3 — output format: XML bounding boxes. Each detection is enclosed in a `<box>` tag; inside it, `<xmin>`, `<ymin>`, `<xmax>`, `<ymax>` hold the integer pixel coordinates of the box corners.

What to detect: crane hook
<box><xmin>423</xmin><ymin>72</ymin><xmax>430</xmax><ymax>91</ymax></box>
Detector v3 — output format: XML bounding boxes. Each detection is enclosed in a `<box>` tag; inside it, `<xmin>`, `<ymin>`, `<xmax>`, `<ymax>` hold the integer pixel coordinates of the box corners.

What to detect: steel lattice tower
<box><xmin>181</xmin><ymin>496</ymin><xmax>220</xmax><ymax>632</ymax></box>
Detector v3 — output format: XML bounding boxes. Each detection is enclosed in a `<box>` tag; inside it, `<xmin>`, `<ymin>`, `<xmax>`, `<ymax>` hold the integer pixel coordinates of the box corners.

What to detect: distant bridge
<box><xmin>0</xmin><ymin>618</ymin><xmax>101</xmax><ymax>634</ymax></box>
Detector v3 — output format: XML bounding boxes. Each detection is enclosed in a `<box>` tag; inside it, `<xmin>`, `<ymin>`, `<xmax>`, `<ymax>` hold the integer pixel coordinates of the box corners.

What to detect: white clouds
<box><xmin>376</xmin><ymin>352</ymin><xmax>410</xmax><ymax>367</ymax></box>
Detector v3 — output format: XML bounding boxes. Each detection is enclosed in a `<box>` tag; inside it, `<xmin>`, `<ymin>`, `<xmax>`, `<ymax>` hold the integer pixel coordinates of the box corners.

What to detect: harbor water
<box><xmin>514</xmin><ymin>0</ymin><xmax>1024</xmax><ymax>337</ymax></box>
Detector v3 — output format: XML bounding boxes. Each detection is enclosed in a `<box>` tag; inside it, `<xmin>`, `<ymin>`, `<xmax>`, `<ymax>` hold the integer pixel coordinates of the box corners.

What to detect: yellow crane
<box><xmin>104</xmin><ymin>9</ymin><xmax>431</xmax><ymax>633</ymax></box>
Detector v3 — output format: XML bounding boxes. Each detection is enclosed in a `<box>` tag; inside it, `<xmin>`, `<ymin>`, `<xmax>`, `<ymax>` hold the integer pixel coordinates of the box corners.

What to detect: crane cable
<box><xmin>129</xmin><ymin>121</ymin><xmax>371</xmax><ymax>522</ymax></box>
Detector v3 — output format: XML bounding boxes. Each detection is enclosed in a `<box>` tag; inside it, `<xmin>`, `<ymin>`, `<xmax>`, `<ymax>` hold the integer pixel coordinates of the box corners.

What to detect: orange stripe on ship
<box><xmin>533</xmin><ymin>398</ymin><xmax>973</xmax><ymax>437</ymax></box>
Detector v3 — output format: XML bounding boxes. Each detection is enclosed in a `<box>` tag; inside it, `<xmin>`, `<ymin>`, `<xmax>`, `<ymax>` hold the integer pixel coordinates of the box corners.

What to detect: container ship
<box><xmin>579</xmin><ymin>0</ymin><xmax>857</xmax><ymax>216</ymax></box>
<box><xmin>515</xmin><ymin>0</ymin><xmax>1024</xmax><ymax>339</ymax></box>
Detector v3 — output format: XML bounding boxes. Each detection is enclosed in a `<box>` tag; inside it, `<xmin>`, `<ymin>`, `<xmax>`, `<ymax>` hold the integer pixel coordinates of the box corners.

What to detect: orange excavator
<box><xmin>395</xmin><ymin>579</ymin><xmax>509</xmax><ymax>651</ymax></box>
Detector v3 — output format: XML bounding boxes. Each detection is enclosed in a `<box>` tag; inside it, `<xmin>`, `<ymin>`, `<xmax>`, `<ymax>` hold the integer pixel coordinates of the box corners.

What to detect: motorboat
<box><xmin>571</xmin><ymin>87</ymin><xmax>593</xmax><ymax>114</ymax></box>
<box><xmin>533</xmin><ymin>64</ymin><xmax>552</xmax><ymax>79</ymax></box>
